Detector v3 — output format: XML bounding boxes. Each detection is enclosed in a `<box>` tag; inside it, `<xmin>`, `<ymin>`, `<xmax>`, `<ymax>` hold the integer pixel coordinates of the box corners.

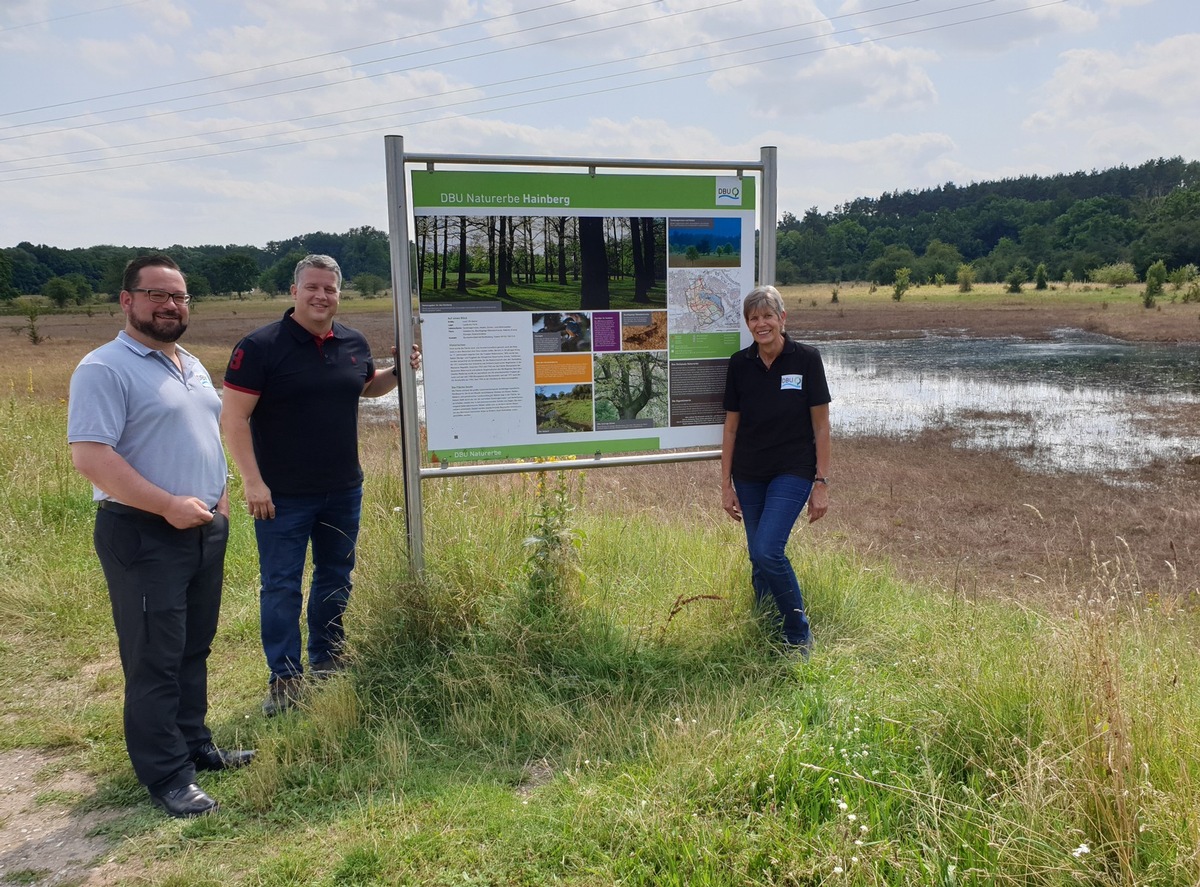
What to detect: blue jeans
<box><xmin>255</xmin><ymin>486</ymin><xmax>363</xmax><ymax>681</ymax></box>
<box><xmin>733</xmin><ymin>474</ymin><xmax>813</xmax><ymax>646</ymax></box>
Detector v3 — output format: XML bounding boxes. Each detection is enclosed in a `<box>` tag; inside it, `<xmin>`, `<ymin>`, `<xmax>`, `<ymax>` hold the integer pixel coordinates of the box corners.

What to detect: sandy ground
<box><xmin>0</xmin><ymin>751</ymin><xmax>130</xmax><ymax>886</ymax></box>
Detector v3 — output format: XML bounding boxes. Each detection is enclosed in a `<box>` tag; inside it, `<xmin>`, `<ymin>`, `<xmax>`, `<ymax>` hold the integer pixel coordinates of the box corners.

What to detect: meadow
<box><xmin>2</xmin><ymin>287</ymin><xmax>1199</xmax><ymax>886</ymax></box>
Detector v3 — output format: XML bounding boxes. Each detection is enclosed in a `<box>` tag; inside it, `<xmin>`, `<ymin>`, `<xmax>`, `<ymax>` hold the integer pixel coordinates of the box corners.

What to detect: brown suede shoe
<box><xmin>262</xmin><ymin>675</ymin><xmax>303</xmax><ymax>717</ymax></box>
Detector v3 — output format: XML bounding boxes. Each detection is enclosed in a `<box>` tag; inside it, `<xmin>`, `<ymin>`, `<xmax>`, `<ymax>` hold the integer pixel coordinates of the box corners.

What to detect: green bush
<box><xmin>1144</xmin><ymin>260</ymin><xmax>1167</xmax><ymax>307</ymax></box>
<box><xmin>1088</xmin><ymin>262</ymin><xmax>1138</xmax><ymax>286</ymax></box>
<box><xmin>1005</xmin><ymin>265</ymin><xmax>1027</xmax><ymax>294</ymax></box>
<box><xmin>956</xmin><ymin>263</ymin><xmax>974</xmax><ymax>293</ymax></box>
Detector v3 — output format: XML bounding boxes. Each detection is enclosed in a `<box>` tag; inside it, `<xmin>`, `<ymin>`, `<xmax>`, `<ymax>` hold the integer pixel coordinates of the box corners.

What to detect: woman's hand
<box><xmin>807</xmin><ymin>481</ymin><xmax>829</xmax><ymax>523</ymax></box>
<box><xmin>722</xmin><ymin>483</ymin><xmax>742</xmax><ymax>522</ymax></box>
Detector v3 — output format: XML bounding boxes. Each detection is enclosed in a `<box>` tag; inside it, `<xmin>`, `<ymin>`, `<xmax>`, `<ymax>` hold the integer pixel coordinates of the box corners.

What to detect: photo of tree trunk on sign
<box><xmin>630</xmin><ymin>217</ymin><xmax>660</xmax><ymax>304</ymax></box>
<box><xmin>579</xmin><ymin>217</ymin><xmax>609</xmax><ymax>310</ymax></box>
<box><xmin>593</xmin><ymin>351</ymin><xmax>669</xmax><ymax>427</ymax></box>
<box><xmin>414</xmin><ymin>214</ymin><xmax>665</xmax><ymax>311</ymax></box>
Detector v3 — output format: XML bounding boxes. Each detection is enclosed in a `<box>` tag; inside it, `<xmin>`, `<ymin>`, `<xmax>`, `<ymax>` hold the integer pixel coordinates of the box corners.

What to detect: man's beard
<box><xmin>131</xmin><ymin>312</ymin><xmax>187</xmax><ymax>343</ymax></box>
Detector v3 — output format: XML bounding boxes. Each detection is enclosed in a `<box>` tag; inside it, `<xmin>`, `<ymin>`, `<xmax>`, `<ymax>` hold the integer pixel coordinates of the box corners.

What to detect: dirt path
<box><xmin>0</xmin><ymin>750</ymin><xmax>132</xmax><ymax>886</ymax></box>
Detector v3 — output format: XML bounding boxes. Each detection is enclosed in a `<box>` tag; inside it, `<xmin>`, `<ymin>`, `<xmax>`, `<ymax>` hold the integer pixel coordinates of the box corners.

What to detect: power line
<box><xmin>0</xmin><ymin>0</ymin><xmax>580</xmax><ymax>117</ymax></box>
<box><xmin>0</xmin><ymin>0</ymin><xmax>741</xmax><ymax>151</ymax></box>
<box><xmin>0</xmin><ymin>0</ymin><xmax>1069</xmax><ymax>184</ymax></box>
<box><xmin>4</xmin><ymin>0</ymin><xmax>669</xmax><ymax>128</ymax></box>
<box><xmin>0</xmin><ymin>0</ymin><xmax>151</xmax><ymax>33</ymax></box>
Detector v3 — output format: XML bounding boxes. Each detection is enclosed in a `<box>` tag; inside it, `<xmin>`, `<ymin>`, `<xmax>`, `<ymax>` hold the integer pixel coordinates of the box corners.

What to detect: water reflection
<box><xmin>816</xmin><ymin>331</ymin><xmax>1200</xmax><ymax>476</ymax></box>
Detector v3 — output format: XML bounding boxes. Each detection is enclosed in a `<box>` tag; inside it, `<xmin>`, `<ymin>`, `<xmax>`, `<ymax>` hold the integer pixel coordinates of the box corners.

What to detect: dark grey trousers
<box><xmin>93</xmin><ymin>506</ymin><xmax>227</xmax><ymax>794</ymax></box>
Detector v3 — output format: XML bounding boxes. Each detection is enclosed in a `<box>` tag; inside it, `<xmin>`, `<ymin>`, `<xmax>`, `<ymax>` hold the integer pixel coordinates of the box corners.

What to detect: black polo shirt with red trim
<box><xmin>723</xmin><ymin>335</ymin><xmax>831</xmax><ymax>482</ymax></box>
<box><xmin>224</xmin><ymin>309</ymin><xmax>376</xmax><ymax>495</ymax></box>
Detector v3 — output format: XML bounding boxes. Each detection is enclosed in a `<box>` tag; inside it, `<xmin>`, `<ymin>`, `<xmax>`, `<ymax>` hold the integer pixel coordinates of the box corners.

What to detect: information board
<box><xmin>412</xmin><ymin>169</ymin><xmax>755</xmax><ymax>462</ymax></box>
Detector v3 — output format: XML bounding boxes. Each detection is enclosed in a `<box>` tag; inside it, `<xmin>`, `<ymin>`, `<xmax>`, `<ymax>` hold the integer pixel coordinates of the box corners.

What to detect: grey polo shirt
<box><xmin>68</xmin><ymin>331</ymin><xmax>227</xmax><ymax>509</ymax></box>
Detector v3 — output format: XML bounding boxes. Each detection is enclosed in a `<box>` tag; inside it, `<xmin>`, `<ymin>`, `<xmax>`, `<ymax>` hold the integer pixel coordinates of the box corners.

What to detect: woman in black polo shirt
<box><xmin>721</xmin><ymin>285</ymin><xmax>831</xmax><ymax>657</ymax></box>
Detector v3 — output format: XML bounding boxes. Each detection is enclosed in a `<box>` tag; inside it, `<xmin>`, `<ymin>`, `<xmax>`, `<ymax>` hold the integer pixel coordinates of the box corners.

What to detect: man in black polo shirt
<box><xmin>222</xmin><ymin>254</ymin><xmax>414</xmax><ymax>715</ymax></box>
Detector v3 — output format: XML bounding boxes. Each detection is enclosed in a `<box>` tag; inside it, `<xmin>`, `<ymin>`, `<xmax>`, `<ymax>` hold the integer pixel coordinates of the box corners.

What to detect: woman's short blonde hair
<box><xmin>742</xmin><ymin>285</ymin><xmax>785</xmax><ymax>321</ymax></box>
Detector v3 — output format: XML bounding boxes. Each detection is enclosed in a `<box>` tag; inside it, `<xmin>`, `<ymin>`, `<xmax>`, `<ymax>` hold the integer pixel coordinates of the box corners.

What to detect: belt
<box><xmin>97</xmin><ymin>500</ymin><xmax>164</xmax><ymax>521</ymax></box>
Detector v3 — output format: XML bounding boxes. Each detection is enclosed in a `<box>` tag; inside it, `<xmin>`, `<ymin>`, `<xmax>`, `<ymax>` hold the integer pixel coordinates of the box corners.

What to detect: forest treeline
<box><xmin>0</xmin><ymin>227</ymin><xmax>394</xmax><ymax>304</ymax></box>
<box><xmin>2</xmin><ymin>156</ymin><xmax>1198</xmax><ymax>304</ymax></box>
<box><xmin>778</xmin><ymin>156</ymin><xmax>1199</xmax><ymax>286</ymax></box>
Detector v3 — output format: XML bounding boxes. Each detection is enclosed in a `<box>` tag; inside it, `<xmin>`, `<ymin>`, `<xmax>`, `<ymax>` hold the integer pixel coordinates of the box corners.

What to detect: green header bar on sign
<box><xmin>411</xmin><ymin>170</ymin><xmax>756</xmax><ymax>213</ymax></box>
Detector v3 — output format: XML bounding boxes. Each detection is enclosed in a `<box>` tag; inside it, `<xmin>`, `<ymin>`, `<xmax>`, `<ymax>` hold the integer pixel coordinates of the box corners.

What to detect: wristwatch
<box><xmin>813</xmin><ymin>476</ymin><xmax>829</xmax><ymax>485</ymax></box>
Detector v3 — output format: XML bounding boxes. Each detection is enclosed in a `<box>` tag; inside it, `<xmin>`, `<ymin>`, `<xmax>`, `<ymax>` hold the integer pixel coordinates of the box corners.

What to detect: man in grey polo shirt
<box><xmin>68</xmin><ymin>254</ymin><xmax>253</xmax><ymax>818</ymax></box>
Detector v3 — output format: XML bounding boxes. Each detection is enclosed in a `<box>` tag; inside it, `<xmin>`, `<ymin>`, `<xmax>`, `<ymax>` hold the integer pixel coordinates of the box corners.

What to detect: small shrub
<box><xmin>1005</xmin><ymin>266</ymin><xmax>1027</xmax><ymax>294</ymax></box>
<box><xmin>892</xmin><ymin>267</ymin><xmax>911</xmax><ymax>301</ymax></box>
<box><xmin>1088</xmin><ymin>262</ymin><xmax>1138</xmax><ymax>287</ymax></box>
<box><xmin>1169</xmin><ymin>263</ymin><xmax>1198</xmax><ymax>291</ymax></box>
<box><xmin>1144</xmin><ymin>260</ymin><xmax>1167</xmax><ymax>308</ymax></box>
<box><xmin>956</xmin><ymin>263</ymin><xmax>974</xmax><ymax>293</ymax></box>
<box><xmin>524</xmin><ymin>467</ymin><xmax>584</xmax><ymax>600</ymax></box>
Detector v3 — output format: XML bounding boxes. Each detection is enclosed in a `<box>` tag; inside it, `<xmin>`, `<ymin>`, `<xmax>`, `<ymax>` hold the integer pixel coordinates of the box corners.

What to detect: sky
<box><xmin>1</xmin><ymin>0</ymin><xmax>1197</xmax><ymax>250</ymax></box>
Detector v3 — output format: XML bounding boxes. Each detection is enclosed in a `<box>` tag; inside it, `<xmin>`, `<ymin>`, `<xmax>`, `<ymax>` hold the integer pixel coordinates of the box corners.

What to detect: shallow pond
<box><xmin>366</xmin><ymin>330</ymin><xmax>1200</xmax><ymax>479</ymax></box>
<box><xmin>815</xmin><ymin>330</ymin><xmax>1200</xmax><ymax>477</ymax></box>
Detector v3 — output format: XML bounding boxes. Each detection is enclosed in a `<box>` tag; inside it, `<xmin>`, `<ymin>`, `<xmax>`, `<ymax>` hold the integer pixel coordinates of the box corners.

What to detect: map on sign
<box><xmin>667</xmin><ymin>269</ymin><xmax>742</xmax><ymax>334</ymax></box>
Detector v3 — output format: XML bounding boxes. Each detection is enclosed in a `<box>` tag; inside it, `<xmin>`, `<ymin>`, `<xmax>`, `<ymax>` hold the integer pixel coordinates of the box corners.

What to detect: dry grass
<box><xmin>778</xmin><ymin>280</ymin><xmax>1200</xmax><ymax>344</ymax></box>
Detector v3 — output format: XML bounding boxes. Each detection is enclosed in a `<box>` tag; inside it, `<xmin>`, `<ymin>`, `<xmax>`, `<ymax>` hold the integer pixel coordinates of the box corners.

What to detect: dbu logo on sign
<box><xmin>715</xmin><ymin>176</ymin><xmax>742</xmax><ymax>206</ymax></box>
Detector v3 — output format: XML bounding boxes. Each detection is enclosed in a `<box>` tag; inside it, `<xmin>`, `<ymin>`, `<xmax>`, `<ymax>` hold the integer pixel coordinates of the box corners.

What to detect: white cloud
<box><xmin>1026</xmin><ymin>34</ymin><xmax>1200</xmax><ymax>128</ymax></box>
<box><xmin>720</xmin><ymin>42</ymin><xmax>938</xmax><ymax>117</ymax></box>
<box><xmin>767</xmin><ymin>130</ymin><xmax>960</xmax><ymax>210</ymax></box>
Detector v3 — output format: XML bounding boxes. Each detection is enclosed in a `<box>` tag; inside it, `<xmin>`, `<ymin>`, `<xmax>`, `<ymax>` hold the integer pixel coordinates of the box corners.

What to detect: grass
<box><xmin>3</xmin><ymin>297</ymin><xmax>1200</xmax><ymax>884</ymax></box>
<box><xmin>780</xmin><ymin>279</ymin><xmax>1134</xmax><ymax>309</ymax></box>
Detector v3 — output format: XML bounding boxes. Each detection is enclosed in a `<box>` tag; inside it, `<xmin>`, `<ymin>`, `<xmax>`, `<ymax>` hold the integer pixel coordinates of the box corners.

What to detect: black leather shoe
<box><xmin>191</xmin><ymin>741</ymin><xmax>256</xmax><ymax>771</ymax></box>
<box><xmin>150</xmin><ymin>783</ymin><xmax>218</xmax><ymax>818</ymax></box>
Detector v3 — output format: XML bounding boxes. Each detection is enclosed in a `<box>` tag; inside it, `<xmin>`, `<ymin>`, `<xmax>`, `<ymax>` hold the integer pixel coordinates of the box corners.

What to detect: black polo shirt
<box><xmin>224</xmin><ymin>309</ymin><xmax>376</xmax><ymax>496</ymax></box>
<box><xmin>723</xmin><ymin>335</ymin><xmax>831</xmax><ymax>482</ymax></box>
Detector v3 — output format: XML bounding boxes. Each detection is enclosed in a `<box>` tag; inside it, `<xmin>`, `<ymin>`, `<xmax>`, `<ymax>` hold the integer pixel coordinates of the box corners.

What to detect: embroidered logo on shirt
<box><xmin>780</xmin><ymin>374</ymin><xmax>803</xmax><ymax>391</ymax></box>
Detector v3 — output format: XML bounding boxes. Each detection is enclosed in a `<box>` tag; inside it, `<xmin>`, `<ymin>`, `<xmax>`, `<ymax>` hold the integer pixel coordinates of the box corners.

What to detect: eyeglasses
<box><xmin>129</xmin><ymin>288</ymin><xmax>191</xmax><ymax>304</ymax></box>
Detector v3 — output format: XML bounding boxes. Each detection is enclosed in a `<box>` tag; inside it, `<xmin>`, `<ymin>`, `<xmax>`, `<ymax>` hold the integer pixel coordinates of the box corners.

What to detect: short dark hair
<box><xmin>122</xmin><ymin>254</ymin><xmax>181</xmax><ymax>293</ymax></box>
